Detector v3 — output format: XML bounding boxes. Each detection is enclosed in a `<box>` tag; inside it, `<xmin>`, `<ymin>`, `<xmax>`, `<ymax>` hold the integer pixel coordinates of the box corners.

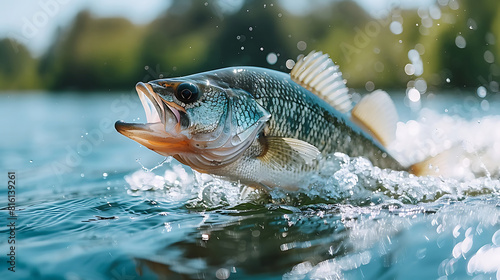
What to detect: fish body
<box><xmin>116</xmin><ymin>51</ymin><xmax>405</xmax><ymax>190</ymax></box>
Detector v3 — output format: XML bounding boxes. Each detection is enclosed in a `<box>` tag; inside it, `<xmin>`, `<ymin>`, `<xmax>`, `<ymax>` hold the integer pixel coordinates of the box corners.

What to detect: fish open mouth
<box><xmin>115</xmin><ymin>82</ymin><xmax>186</xmax><ymax>148</ymax></box>
<box><xmin>136</xmin><ymin>82</ymin><xmax>181</xmax><ymax>130</ymax></box>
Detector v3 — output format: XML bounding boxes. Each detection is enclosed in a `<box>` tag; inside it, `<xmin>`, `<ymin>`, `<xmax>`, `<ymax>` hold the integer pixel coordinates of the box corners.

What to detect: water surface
<box><xmin>1</xmin><ymin>92</ymin><xmax>500</xmax><ymax>279</ymax></box>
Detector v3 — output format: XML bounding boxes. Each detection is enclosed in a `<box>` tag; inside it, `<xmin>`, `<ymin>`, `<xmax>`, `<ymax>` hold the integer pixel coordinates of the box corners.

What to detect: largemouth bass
<box><xmin>116</xmin><ymin>51</ymin><xmax>420</xmax><ymax>190</ymax></box>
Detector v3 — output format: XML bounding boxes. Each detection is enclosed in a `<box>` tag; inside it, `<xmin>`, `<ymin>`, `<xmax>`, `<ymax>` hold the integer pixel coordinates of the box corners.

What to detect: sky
<box><xmin>0</xmin><ymin>0</ymin><xmax>173</xmax><ymax>56</ymax></box>
<box><xmin>0</xmin><ymin>0</ymin><xmax>435</xmax><ymax>56</ymax></box>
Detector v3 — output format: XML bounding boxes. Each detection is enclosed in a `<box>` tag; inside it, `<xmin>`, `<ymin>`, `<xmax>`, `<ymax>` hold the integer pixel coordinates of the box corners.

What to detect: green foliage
<box><xmin>0</xmin><ymin>0</ymin><xmax>499</xmax><ymax>92</ymax></box>
<box><xmin>0</xmin><ymin>39</ymin><xmax>40</xmax><ymax>89</ymax></box>
<box><xmin>38</xmin><ymin>11</ymin><xmax>146</xmax><ymax>90</ymax></box>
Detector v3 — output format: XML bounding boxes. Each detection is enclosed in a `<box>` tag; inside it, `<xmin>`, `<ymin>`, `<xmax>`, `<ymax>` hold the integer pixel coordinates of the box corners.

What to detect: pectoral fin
<box><xmin>259</xmin><ymin>137</ymin><xmax>321</xmax><ymax>168</ymax></box>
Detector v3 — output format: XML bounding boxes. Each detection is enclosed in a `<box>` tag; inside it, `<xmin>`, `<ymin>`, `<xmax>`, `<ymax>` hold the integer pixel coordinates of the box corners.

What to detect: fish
<box><xmin>115</xmin><ymin>51</ymin><xmax>436</xmax><ymax>190</ymax></box>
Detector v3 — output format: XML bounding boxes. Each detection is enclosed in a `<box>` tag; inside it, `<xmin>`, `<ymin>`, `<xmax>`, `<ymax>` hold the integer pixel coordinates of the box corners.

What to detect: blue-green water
<box><xmin>1</xmin><ymin>92</ymin><xmax>500</xmax><ymax>279</ymax></box>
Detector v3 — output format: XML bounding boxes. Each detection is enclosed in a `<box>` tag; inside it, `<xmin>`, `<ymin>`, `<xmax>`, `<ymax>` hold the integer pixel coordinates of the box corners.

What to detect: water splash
<box><xmin>123</xmin><ymin>110</ymin><xmax>500</xmax><ymax>209</ymax></box>
<box><xmin>136</xmin><ymin>157</ymin><xmax>173</xmax><ymax>172</ymax></box>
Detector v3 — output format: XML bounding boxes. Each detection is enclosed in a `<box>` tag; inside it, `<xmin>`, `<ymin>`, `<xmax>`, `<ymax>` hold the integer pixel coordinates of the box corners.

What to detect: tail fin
<box><xmin>410</xmin><ymin>147</ymin><xmax>463</xmax><ymax>177</ymax></box>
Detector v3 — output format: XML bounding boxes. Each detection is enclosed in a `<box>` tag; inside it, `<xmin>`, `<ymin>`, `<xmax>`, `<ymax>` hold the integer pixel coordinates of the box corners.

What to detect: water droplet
<box><xmin>415</xmin><ymin>44</ymin><xmax>426</xmax><ymax>55</ymax></box>
<box><xmin>251</xmin><ymin>230</ymin><xmax>260</xmax><ymax>237</ymax></box>
<box><xmin>449</xmin><ymin>0</ymin><xmax>459</xmax><ymax>10</ymax></box>
<box><xmin>390</xmin><ymin>21</ymin><xmax>403</xmax><ymax>35</ymax></box>
<box><xmin>365</xmin><ymin>81</ymin><xmax>375</xmax><ymax>91</ymax></box>
<box><xmin>492</xmin><ymin>229</ymin><xmax>500</xmax><ymax>246</ymax></box>
<box><xmin>266</xmin><ymin>53</ymin><xmax>278</xmax><ymax>65</ymax></box>
<box><xmin>103</xmin><ymin>172</ymin><xmax>108</xmax><ymax>179</ymax></box>
<box><xmin>296</xmin><ymin>41</ymin><xmax>307</xmax><ymax>51</ymax></box>
<box><xmin>215</xmin><ymin>268</ymin><xmax>230</xmax><ymax>280</ymax></box>
<box><xmin>421</xmin><ymin>17</ymin><xmax>433</xmax><ymax>28</ymax></box>
<box><xmin>248</xmin><ymin>27</ymin><xmax>253</xmax><ymax>31</ymax></box>
<box><xmin>80</xmin><ymin>173</ymin><xmax>85</xmax><ymax>178</ymax></box>
<box><xmin>477</xmin><ymin>86</ymin><xmax>487</xmax><ymax>98</ymax></box>
<box><xmin>446</xmin><ymin>78</ymin><xmax>451</xmax><ymax>83</ymax></box>
<box><xmin>455</xmin><ymin>35</ymin><xmax>466</xmax><ymax>49</ymax></box>
<box><xmin>285</xmin><ymin>59</ymin><xmax>295</xmax><ymax>70</ymax></box>
<box><xmin>408</xmin><ymin>49</ymin><xmax>420</xmax><ymax>61</ymax></box>
<box><xmin>453</xmin><ymin>225</ymin><xmax>461</xmax><ymax>238</ymax></box>
<box><xmin>29</xmin><ymin>160</ymin><xmax>33</xmax><ymax>163</ymax></box>
<box><xmin>484</xmin><ymin>50</ymin><xmax>495</xmax><ymax>63</ymax></box>
<box><xmin>204</xmin><ymin>2</ymin><xmax>208</xmax><ymax>6</ymax></box>
<box><xmin>481</xmin><ymin>100</ymin><xmax>489</xmax><ymax>111</ymax></box>
<box><xmin>277</xmin><ymin>13</ymin><xmax>282</xmax><ymax>18</ymax></box>
<box><xmin>429</xmin><ymin>5</ymin><xmax>442</xmax><ymax>20</ymax></box>
<box><xmin>490</xmin><ymin>81</ymin><xmax>499</xmax><ymax>92</ymax></box>
<box><xmin>437</xmin><ymin>0</ymin><xmax>449</xmax><ymax>6</ymax></box>
<box><xmin>408</xmin><ymin>88</ymin><xmax>421</xmax><ymax>102</ymax></box>
<box><xmin>416</xmin><ymin>248</ymin><xmax>427</xmax><ymax>259</ymax></box>
<box><xmin>485</xmin><ymin>32</ymin><xmax>495</xmax><ymax>45</ymax></box>
<box><xmin>415</xmin><ymin>79</ymin><xmax>428</xmax><ymax>93</ymax></box>
<box><xmin>260</xmin><ymin>47</ymin><xmax>264</xmax><ymax>51</ymax></box>
<box><xmin>405</xmin><ymin>64</ymin><xmax>416</xmax><ymax>75</ymax></box>
<box><xmin>240</xmin><ymin>46</ymin><xmax>244</xmax><ymax>50</ymax></box>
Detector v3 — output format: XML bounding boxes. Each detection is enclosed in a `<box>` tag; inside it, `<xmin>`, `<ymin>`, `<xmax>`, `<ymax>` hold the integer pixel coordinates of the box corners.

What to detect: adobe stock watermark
<box><xmin>339</xmin><ymin>11</ymin><xmax>392</xmax><ymax>63</ymax></box>
<box><xmin>49</xmin><ymin>65</ymin><xmax>167</xmax><ymax>182</ymax></box>
<box><xmin>8</xmin><ymin>0</ymin><xmax>71</xmax><ymax>53</ymax></box>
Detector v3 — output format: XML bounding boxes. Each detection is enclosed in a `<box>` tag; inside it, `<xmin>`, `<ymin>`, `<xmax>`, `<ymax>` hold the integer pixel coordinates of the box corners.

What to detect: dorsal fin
<box><xmin>290</xmin><ymin>50</ymin><xmax>353</xmax><ymax>113</ymax></box>
<box><xmin>351</xmin><ymin>90</ymin><xmax>398</xmax><ymax>147</ymax></box>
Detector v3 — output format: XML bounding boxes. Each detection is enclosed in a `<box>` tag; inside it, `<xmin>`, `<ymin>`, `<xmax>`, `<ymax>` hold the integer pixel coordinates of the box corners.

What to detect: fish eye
<box><xmin>175</xmin><ymin>83</ymin><xmax>199</xmax><ymax>104</ymax></box>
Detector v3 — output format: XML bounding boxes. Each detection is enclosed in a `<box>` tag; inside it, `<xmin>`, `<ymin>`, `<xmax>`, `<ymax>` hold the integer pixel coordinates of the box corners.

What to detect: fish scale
<box><xmin>216</xmin><ymin>67</ymin><xmax>403</xmax><ymax>171</ymax></box>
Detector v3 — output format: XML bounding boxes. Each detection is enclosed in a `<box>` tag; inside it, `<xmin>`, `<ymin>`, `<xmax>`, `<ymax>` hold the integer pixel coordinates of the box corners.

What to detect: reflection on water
<box><xmin>1</xmin><ymin>93</ymin><xmax>500</xmax><ymax>279</ymax></box>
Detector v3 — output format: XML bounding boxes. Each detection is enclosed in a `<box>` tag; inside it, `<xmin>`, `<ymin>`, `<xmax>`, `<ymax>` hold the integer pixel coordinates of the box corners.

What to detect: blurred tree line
<box><xmin>0</xmin><ymin>0</ymin><xmax>499</xmax><ymax>92</ymax></box>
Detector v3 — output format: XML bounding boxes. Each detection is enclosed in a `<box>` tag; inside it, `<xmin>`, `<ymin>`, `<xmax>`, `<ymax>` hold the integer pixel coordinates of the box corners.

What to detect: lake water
<box><xmin>1</xmin><ymin>91</ymin><xmax>500</xmax><ymax>279</ymax></box>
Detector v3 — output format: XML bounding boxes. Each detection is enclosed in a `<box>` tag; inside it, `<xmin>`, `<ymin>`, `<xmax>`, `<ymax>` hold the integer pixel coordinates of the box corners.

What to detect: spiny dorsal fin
<box><xmin>351</xmin><ymin>90</ymin><xmax>398</xmax><ymax>147</ymax></box>
<box><xmin>259</xmin><ymin>137</ymin><xmax>320</xmax><ymax>167</ymax></box>
<box><xmin>290</xmin><ymin>50</ymin><xmax>352</xmax><ymax>113</ymax></box>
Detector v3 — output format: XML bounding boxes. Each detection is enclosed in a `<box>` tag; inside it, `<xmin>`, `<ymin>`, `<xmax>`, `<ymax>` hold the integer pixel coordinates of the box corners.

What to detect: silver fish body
<box><xmin>116</xmin><ymin>61</ymin><xmax>405</xmax><ymax>189</ymax></box>
<box><xmin>214</xmin><ymin>67</ymin><xmax>401</xmax><ymax>165</ymax></box>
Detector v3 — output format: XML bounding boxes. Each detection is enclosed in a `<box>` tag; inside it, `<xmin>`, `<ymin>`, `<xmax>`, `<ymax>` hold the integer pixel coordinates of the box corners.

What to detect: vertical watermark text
<box><xmin>6</xmin><ymin>172</ymin><xmax>17</xmax><ymax>273</ymax></box>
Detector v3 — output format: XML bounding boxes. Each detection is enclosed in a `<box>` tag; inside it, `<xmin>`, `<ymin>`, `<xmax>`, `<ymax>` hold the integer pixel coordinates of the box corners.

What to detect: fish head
<box><xmin>115</xmin><ymin>74</ymin><xmax>270</xmax><ymax>171</ymax></box>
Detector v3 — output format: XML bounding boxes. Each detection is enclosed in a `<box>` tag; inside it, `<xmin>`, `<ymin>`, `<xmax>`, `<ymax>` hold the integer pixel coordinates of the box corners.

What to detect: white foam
<box><xmin>390</xmin><ymin>109</ymin><xmax>500</xmax><ymax>178</ymax></box>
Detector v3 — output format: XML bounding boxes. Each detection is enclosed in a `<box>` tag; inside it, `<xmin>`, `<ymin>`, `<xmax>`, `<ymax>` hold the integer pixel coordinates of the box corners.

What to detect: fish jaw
<box><xmin>115</xmin><ymin>82</ymin><xmax>190</xmax><ymax>156</ymax></box>
<box><xmin>115</xmin><ymin>121</ymin><xmax>193</xmax><ymax>155</ymax></box>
